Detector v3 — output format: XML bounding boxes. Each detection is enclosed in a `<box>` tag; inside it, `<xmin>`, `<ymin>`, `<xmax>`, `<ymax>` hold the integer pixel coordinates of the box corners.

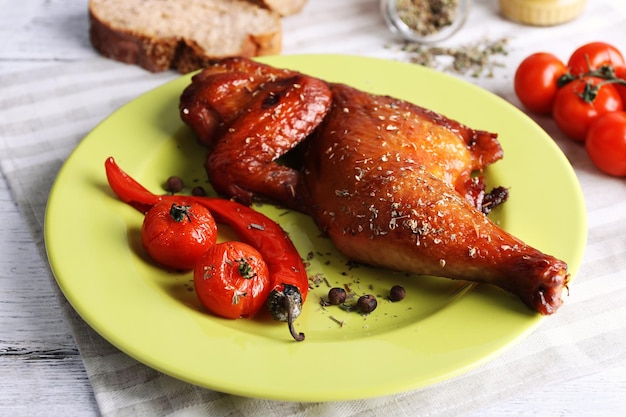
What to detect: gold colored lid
<box><xmin>499</xmin><ymin>0</ymin><xmax>586</xmax><ymax>26</ymax></box>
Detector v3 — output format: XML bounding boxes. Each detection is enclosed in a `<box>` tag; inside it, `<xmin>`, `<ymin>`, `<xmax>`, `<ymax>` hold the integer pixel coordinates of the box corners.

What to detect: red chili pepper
<box><xmin>105</xmin><ymin>157</ymin><xmax>162</xmax><ymax>213</ymax></box>
<box><xmin>104</xmin><ymin>157</ymin><xmax>309</xmax><ymax>341</ymax></box>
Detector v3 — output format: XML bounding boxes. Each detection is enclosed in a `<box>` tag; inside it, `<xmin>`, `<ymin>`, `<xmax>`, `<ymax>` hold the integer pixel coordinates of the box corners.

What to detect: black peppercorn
<box><xmin>328</xmin><ymin>287</ymin><xmax>347</xmax><ymax>305</ymax></box>
<box><xmin>191</xmin><ymin>186</ymin><xmax>206</xmax><ymax>196</ymax></box>
<box><xmin>165</xmin><ymin>176</ymin><xmax>184</xmax><ymax>193</ymax></box>
<box><xmin>389</xmin><ymin>285</ymin><xmax>406</xmax><ymax>302</ymax></box>
<box><xmin>356</xmin><ymin>294</ymin><xmax>377</xmax><ymax>314</ymax></box>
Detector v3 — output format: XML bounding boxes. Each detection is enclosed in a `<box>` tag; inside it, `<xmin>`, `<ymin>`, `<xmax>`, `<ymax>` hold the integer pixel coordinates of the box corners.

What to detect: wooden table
<box><xmin>1</xmin><ymin>0</ymin><xmax>625</xmax><ymax>415</ymax></box>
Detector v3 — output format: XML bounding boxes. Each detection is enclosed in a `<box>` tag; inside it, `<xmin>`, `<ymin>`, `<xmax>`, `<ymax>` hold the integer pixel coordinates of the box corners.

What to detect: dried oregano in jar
<box><xmin>381</xmin><ymin>0</ymin><xmax>470</xmax><ymax>43</ymax></box>
<box><xmin>397</xmin><ymin>0</ymin><xmax>459</xmax><ymax>36</ymax></box>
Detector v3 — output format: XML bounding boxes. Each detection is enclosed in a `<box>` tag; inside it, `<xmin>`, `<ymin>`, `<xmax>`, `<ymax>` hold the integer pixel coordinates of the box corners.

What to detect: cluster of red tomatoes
<box><xmin>514</xmin><ymin>41</ymin><xmax>626</xmax><ymax>177</ymax></box>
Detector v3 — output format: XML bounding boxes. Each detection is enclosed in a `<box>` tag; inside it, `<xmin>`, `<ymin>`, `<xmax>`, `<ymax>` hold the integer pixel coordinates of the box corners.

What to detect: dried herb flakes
<box><xmin>399</xmin><ymin>37</ymin><xmax>510</xmax><ymax>78</ymax></box>
<box><xmin>396</xmin><ymin>0</ymin><xmax>460</xmax><ymax>37</ymax></box>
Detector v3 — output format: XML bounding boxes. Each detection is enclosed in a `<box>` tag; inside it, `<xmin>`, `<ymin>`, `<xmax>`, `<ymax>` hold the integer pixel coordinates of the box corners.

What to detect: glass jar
<box><xmin>499</xmin><ymin>0</ymin><xmax>587</xmax><ymax>26</ymax></box>
<box><xmin>380</xmin><ymin>0</ymin><xmax>471</xmax><ymax>43</ymax></box>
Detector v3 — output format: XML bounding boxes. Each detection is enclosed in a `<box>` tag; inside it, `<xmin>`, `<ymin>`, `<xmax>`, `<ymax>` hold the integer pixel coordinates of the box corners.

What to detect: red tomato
<box><xmin>194</xmin><ymin>241</ymin><xmax>271</xmax><ymax>319</ymax></box>
<box><xmin>514</xmin><ymin>52</ymin><xmax>567</xmax><ymax>114</ymax></box>
<box><xmin>567</xmin><ymin>42</ymin><xmax>626</xmax><ymax>76</ymax></box>
<box><xmin>585</xmin><ymin>112</ymin><xmax>626</xmax><ymax>176</ymax></box>
<box><xmin>552</xmin><ymin>77</ymin><xmax>623</xmax><ymax>141</ymax></box>
<box><xmin>141</xmin><ymin>201</ymin><xmax>218</xmax><ymax>270</ymax></box>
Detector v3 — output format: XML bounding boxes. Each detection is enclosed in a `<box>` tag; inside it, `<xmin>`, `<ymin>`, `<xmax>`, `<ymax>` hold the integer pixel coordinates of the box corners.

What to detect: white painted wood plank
<box><xmin>0</xmin><ymin>171</ymin><xmax>99</xmax><ymax>416</ymax></box>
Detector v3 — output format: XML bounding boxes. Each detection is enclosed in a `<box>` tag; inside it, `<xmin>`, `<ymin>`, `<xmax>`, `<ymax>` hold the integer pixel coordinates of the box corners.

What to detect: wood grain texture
<box><xmin>0</xmin><ymin>171</ymin><xmax>99</xmax><ymax>416</ymax></box>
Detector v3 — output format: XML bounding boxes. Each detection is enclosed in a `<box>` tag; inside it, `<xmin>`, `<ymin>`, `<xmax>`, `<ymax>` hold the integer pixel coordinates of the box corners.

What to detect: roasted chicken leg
<box><xmin>301</xmin><ymin>83</ymin><xmax>569</xmax><ymax>315</ymax></box>
<box><xmin>179</xmin><ymin>57</ymin><xmax>569</xmax><ymax>315</ymax></box>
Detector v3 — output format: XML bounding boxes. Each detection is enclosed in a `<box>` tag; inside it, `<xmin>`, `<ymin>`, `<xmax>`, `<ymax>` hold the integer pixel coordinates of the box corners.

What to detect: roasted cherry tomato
<box><xmin>552</xmin><ymin>76</ymin><xmax>623</xmax><ymax>141</ymax></box>
<box><xmin>567</xmin><ymin>42</ymin><xmax>626</xmax><ymax>76</ymax></box>
<box><xmin>514</xmin><ymin>52</ymin><xmax>567</xmax><ymax>115</ymax></box>
<box><xmin>585</xmin><ymin>112</ymin><xmax>626</xmax><ymax>176</ymax></box>
<box><xmin>141</xmin><ymin>201</ymin><xmax>218</xmax><ymax>270</ymax></box>
<box><xmin>194</xmin><ymin>241</ymin><xmax>271</xmax><ymax>319</ymax></box>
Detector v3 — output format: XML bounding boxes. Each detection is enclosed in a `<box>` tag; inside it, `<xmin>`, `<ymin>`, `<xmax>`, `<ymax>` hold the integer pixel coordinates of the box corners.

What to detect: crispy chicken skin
<box><xmin>302</xmin><ymin>84</ymin><xmax>569</xmax><ymax>315</ymax></box>
<box><xmin>179</xmin><ymin>57</ymin><xmax>570</xmax><ymax>315</ymax></box>
<box><xmin>180</xmin><ymin>58</ymin><xmax>332</xmax><ymax>211</ymax></box>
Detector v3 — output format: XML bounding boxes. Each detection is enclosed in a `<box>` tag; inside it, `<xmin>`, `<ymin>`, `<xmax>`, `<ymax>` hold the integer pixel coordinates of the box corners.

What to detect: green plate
<box><xmin>44</xmin><ymin>55</ymin><xmax>586</xmax><ymax>402</ymax></box>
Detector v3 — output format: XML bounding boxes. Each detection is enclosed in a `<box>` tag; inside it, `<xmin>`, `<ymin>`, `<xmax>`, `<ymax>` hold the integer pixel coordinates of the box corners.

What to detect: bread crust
<box><xmin>88</xmin><ymin>1</ymin><xmax>282</xmax><ymax>73</ymax></box>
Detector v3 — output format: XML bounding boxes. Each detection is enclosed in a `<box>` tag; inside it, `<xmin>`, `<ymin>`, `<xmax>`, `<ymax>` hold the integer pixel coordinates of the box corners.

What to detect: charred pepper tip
<box><xmin>266</xmin><ymin>283</ymin><xmax>305</xmax><ymax>342</ymax></box>
<box><xmin>286</xmin><ymin>299</ymin><xmax>305</xmax><ymax>342</ymax></box>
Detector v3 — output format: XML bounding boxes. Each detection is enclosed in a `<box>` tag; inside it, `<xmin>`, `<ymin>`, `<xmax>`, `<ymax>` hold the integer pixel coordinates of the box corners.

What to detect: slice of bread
<box><xmin>89</xmin><ymin>0</ymin><xmax>282</xmax><ymax>73</ymax></box>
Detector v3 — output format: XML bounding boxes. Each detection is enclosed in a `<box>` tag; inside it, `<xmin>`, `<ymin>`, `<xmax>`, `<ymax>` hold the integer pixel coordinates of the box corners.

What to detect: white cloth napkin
<box><xmin>1</xmin><ymin>1</ymin><xmax>626</xmax><ymax>416</ymax></box>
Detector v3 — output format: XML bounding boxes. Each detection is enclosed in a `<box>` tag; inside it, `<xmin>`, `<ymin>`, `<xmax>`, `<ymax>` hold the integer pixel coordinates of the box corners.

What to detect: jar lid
<box><xmin>499</xmin><ymin>0</ymin><xmax>587</xmax><ymax>26</ymax></box>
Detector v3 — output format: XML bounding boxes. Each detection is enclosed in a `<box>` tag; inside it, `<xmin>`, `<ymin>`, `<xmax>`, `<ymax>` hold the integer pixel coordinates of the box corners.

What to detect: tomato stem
<box><xmin>578</xmin><ymin>81</ymin><xmax>600</xmax><ymax>103</ymax></box>
<box><xmin>557</xmin><ymin>73</ymin><xmax>577</xmax><ymax>88</ymax></box>
<box><xmin>559</xmin><ymin>64</ymin><xmax>626</xmax><ymax>101</ymax></box>
<box><xmin>597</xmin><ymin>78</ymin><xmax>626</xmax><ymax>89</ymax></box>
<box><xmin>169</xmin><ymin>204</ymin><xmax>192</xmax><ymax>222</ymax></box>
<box><xmin>236</xmin><ymin>258</ymin><xmax>256</xmax><ymax>279</ymax></box>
